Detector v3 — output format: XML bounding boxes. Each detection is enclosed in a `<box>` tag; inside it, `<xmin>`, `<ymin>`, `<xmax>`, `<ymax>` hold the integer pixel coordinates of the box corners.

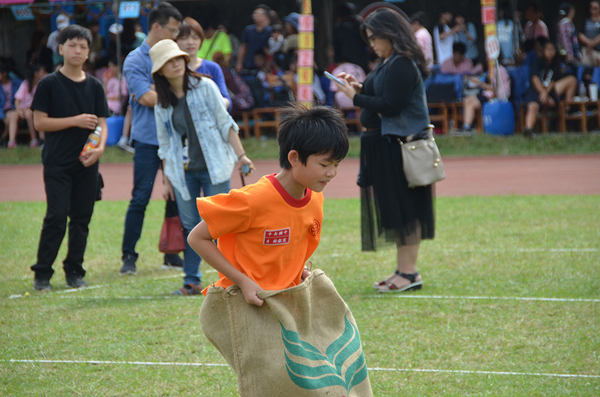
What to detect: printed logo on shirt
<box><xmin>308</xmin><ymin>219</ymin><xmax>321</xmax><ymax>237</ymax></box>
<box><xmin>263</xmin><ymin>228</ymin><xmax>290</xmax><ymax>245</ymax></box>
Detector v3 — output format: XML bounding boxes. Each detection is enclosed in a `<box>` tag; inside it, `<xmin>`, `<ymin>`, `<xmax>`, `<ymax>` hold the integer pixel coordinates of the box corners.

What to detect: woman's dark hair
<box><xmin>558</xmin><ymin>2</ymin><xmax>574</xmax><ymax>17</ymax></box>
<box><xmin>278</xmin><ymin>104</ymin><xmax>349</xmax><ymax>170</ymax></box>
<box><xmin>153</xmin><ymin>56</ymin><xmax>202</xmax><ymax>108</ymax></box>
<box><xmin>410</xmin><ymin>11</ymin><xmax>426</xmax><ymax>27</ymax></box>
<box><xmin>360</xmin><ymin>8</ymin><xmax>431</xmax><ymax>79</ymax></box>
<box><xmin>27</xmin><ymin>63</ymin><xmax>46</xmax><ymax>93</ymax></box>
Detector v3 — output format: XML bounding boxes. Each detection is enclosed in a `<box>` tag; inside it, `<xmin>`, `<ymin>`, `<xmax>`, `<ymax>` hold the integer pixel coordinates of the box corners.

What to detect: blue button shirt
<box><xmin>123</xmin><ymin>41</ymin><xmax>157</xmax><ymax>146</ymax></box>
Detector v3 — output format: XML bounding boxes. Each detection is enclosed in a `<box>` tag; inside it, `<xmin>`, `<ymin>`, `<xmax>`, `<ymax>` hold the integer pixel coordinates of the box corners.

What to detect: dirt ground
<box><xmin>1</xmin><ymin>154</ymin><xmax>599</xmax><ymax>202</ymax></box>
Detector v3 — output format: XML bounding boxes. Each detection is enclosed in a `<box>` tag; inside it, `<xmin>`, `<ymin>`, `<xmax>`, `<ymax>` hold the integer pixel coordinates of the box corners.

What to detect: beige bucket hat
<box><xmin>149</xmin><ymin>39</ymin><xmax>190</xmax><ymax>75</ymax></box>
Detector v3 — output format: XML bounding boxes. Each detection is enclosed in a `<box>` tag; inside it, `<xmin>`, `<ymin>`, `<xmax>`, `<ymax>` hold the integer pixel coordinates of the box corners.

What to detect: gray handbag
<box><xmin>399</xmin><ymin>125</ymin><xmax>446</xmax><ymax>188</ymax></box>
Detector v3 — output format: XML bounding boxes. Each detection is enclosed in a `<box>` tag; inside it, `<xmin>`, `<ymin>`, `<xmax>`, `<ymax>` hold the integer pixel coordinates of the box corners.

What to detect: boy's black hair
<box><xmin>148</xmin><ymin>2</ymin><xmax>183</xmax><ymax>30</ymax></box>
<box><xmin>277</xmin><ymin>105</ymin><xmax>349</xmax><ymax>169</ymax></box>
<box><xmin>452</xmin><ymin>42</ymin><xmax>467</xmax><ymax>55</ymax></box>
<box><xmin>58</xmin><ymin>25</ymin><xmax>93</xmax><ymax>46</ymax></box>
<box><xmin>255</xmin><ymin>4</ymin><xmax>271</xmax><ymax>14</ymax></box>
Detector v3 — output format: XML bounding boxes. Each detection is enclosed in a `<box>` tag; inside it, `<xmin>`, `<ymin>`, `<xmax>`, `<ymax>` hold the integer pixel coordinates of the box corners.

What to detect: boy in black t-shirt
<box><xmin>30</xmin><ymin>25</ymin><xmax>111</xmax><ymax>291</ymax></box>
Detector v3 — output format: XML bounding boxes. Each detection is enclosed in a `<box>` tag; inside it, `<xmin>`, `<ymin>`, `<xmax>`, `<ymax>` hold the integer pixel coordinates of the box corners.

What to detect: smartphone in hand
<box><xmin>324</xmin><ymin>71</ymin><xmax>345</xmax><ymax>86</ymax></box>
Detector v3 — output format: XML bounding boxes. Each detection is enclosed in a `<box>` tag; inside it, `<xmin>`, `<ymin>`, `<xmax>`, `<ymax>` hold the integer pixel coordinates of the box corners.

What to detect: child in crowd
<box><xmin>268</xmin><ymin>24</ymin><xmax>285</xmax><ymax>54</ymax></box>
<box><xmin>188</xmin><ymin>104</ymin><xmax>348</xmax><ymax>305</ymax></box>
<box><xmin>0</xmin><ymin>64</ymin><xmax>22</xmax><ymax>147</ymax></box>
<box><xmin>103</xmin><ymin>57</ymin><xmax>128</xmax><ymax>115</ymax></box>
<box><xmin>523</xmin><ymin>40</ymin><xmax>577</xmax><ymax>137</ymax></box>
<box><xmin>30</xmin><ymin>25</ymin><xmax>110</xmax><ymax>291</ymax></box>
<box><xmin>7</xmin><ymin>64</ymin><xmax>47</xmax><ymax>148</ymax></box>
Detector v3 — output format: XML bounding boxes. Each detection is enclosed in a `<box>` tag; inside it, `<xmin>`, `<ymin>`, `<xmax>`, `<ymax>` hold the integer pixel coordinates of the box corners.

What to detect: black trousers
<box><xmin>31</xmin><ymin>161</ymin><xmax>99</xmax><ymax>280</ymax></box>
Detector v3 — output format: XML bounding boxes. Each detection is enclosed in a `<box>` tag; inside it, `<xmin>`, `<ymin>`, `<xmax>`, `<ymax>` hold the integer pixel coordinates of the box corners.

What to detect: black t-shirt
<box><xmin>31</xmin><ymin>71</ymin><xmax>110</xmax><ymax>166</ymax></box>
<box><xmin>530</xmin><ymin>58</ymin><xmax>568</xmax><ymax>88</ymax></box>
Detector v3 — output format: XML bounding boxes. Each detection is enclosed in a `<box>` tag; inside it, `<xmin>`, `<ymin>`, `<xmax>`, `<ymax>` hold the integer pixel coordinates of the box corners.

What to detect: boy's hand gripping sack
<box><xmin>200</xmin><ymin>269</ymin><xmax>373</xmax><ymax>397</ymax></box>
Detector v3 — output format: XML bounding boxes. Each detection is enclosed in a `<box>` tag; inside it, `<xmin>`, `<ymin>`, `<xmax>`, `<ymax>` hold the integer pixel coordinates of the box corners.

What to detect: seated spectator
<box><xmin>0</xmin><ymin>64</ymin><xmax>22</xmax><ymax>148</ymax></box>
<box><xmin>103</xmin><ymin>57</ymin><xmax>128</xmax><ymax>115</ymax></box>
<box><xmin>268</xmin><ymin>24</ymin><xmax>285</xmax><ymax>55</ymax></box>
<box><xmin>523</xmin><ymin>41</ymin><xmax>576</xmax><ymax>137</ymax></box>
<box><xmin>524</xmin><ymin>2</ymin><xmax>549</xmax><ymax>40</ymax></box>
<box><xmin>578</xmin><ymin>0</ymin><xmax>600</xmax><ymax>67</ymax></box>
<box><xmin>411</xmin><ymin>12</ymin><xmax>433</xmax><ymax>69</ymax></box>
<box><xmin>177</xmin><ymin>17</ymin><xmax>231</xmax><ymax>110</ymax></box>
<box><xmin>557</xmin><ymin>3</ymin><xmax>581</xmax><ymax>64</ymax></box>
<box><xmin>452</xmin><ymin>13</ymin><xmax>478</xmax><ymax>63</ymax></box>
<box><xmin>441</xmin><ymin>42</ymin><xmax>483</xmax><ymax>75</ymax></box>
<box><xmin>522</xmin><ymin>36</ymin><xmax>548</xmax><ymax>68</ymax></box>
<box><xmin>330</xmin><ymin>61</ymin><xmax>366</xmax><ymax>109</ymax></box>
<box><xmin>459</xmin><ymin>64</ymin><xmax>511</xmax><ymax>135</ymax></box>
<box><xmin>7</xmin><ymin>64</ymin><xmax>47</xmax><ymax>148</ymax></box>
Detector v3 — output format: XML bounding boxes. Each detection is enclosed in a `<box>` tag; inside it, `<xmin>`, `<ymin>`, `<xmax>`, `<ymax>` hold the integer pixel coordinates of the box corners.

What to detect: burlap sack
<box><xmin>200</xmin><ymin>269</ymin><xmax>373</xmax><ymax>397</ymax></box>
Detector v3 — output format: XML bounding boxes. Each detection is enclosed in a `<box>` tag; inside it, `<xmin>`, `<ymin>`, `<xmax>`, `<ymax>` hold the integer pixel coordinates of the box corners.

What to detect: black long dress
<box><xmin>353</xmin><ymin>56</ymin><xmax>435</xmax><ymax>250</ymax></box>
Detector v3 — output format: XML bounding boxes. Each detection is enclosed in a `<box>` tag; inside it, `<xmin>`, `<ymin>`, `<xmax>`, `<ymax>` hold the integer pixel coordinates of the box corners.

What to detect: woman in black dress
<box><xmin>334</xmin><ymin>8</ymin><xmax>435</xmax><ymax>292</ymax></box>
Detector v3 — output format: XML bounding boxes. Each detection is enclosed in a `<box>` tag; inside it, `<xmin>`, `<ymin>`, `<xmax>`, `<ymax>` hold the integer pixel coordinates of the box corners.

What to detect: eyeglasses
<box><xmin>161</xmin><ymin>24</ymin><xmax>180</xmax><ymax>36</ymax></box>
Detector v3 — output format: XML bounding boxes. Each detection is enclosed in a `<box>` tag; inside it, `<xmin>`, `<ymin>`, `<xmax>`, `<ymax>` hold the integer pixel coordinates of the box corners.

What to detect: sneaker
<box><xmin>117</xmin><ymin>136</ymin><xmax>135</xmax><ymax>154</ymax></box>
<box><xmin>29</xmin><ymin>139</ymin><xmax>40</xmax><ymax>148</ymax></box>
<box><xmin>66</xmin><ymin>275</ymin><xmax>89</xmax><ymax>288</ymax></box>
<box><xmin>7</xmin><ymin>140</ymin><xmax>17</xmax><ymax>149</ymax></box>
<box><xmin>162</xmin><ymin>253</ymin><xmax>184</xmax><ymax>269</ymax></box>
<box><xmin>120</xmin><ymin>253</ymin><xmax>137</xmax><ymax>275</ymax></box>
<box><xmin>33</xmin><ymin>278</ymin><xmax>52</xmax><ymax>291</ymax></box>
<box><xmin>524</xmin><ymin>128</ymin><xmax>536</xmax><ymax>139</ymax></box>
<box><xmin>172</xmin><ymin>283</ymin><xmax>203</xmax><ymax>295</ymax></box>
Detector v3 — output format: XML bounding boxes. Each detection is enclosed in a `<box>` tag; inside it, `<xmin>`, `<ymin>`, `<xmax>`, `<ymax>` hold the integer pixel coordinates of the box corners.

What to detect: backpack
<box><xmin>227</xmin><ymin>69</ymin><xmax>254</xmax><ymax>112</ymax></box>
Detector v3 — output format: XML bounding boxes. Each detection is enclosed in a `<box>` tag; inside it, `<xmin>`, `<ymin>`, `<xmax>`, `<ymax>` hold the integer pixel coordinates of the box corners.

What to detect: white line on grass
<box><xmin>4</xmin><ymin>359</ymin><xmax>598</xmax><ymax>379</ymax></box>
<box><xmin>441</xmin><ymin>248</ymin><xmax>598</xmax><ymax>253</ymax></box>
<box><xmin>370</xmin><ymin>295</ymin><xmax>600</xmax><ymax>303</ymax></box>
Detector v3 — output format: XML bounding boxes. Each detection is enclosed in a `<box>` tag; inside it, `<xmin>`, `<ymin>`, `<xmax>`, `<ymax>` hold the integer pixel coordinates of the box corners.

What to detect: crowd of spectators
<box><xmin>4</xmin><ymin>1</ymin><xmax>600</xmax><ymax>147</ymax></box>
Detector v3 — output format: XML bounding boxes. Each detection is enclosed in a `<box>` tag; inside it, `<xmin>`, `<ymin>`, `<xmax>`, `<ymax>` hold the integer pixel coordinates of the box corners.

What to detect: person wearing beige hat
<box><xmin>150</xmin><ymin>39</ymin><xmax>254</xmax><ymax>296</ymax></box>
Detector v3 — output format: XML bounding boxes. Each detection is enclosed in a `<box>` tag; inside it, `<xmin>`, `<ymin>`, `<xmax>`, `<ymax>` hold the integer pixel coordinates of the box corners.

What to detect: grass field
<box><xmin>0</xmin><ymin>196</ymin><xmax>599</xmax><ymax>396</ymax></box>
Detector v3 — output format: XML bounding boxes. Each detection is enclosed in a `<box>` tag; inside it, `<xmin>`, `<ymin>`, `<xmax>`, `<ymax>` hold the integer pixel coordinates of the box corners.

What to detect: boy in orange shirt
<box><xmin>188</xmin><ymin>105</ymin><xmax>349</xmax><ymax>305</ymax></box>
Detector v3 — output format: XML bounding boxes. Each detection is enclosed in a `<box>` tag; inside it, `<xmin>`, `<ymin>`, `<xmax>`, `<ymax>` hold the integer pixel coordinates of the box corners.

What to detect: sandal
<box><xmin>372</xmin><ymin>270</ymin><xmax>404</xmax><ymax>289</ymax></box>
<box><xmin>378</xmin><ymin>271</ymin><xmax>423</xmax><ymax>293</ymax></box>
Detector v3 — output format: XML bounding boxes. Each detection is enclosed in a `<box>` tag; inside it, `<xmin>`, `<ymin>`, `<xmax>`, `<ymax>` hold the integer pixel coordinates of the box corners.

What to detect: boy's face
<box><xmin>292</xmin><ymin>152</ymin><xmax>340</xmax><ymax>193</ymax></box>
<box><xmin>58</xmin><ymin>37</ymin><xmax>90</xmax><ymax>67</ymax></box>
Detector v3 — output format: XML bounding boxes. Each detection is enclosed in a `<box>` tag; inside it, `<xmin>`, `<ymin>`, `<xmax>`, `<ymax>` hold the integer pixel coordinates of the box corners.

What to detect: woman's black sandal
<box><xmin>378</xmin><ymin>270</ymin><xmax>423</xmax><ymax>293</ymax></box>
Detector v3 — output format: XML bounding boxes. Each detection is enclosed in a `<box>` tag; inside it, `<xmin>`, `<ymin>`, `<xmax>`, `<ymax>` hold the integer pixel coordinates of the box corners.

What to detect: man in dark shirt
<box><xmin>30</xmin><ymin>25</ymin><xmax>111</xmax><ymax>291</ymax></box>
<box><xmin>235</xmin><ymin>4</ymin><xmax>272</xmax><ymax>107</ymax></box>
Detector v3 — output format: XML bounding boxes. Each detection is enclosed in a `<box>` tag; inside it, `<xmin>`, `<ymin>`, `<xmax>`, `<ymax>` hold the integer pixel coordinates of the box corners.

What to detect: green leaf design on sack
<box><xmin>281</xmin><ymin>316</ymin><xmax>368</xmax><ymax>393</ymax></box>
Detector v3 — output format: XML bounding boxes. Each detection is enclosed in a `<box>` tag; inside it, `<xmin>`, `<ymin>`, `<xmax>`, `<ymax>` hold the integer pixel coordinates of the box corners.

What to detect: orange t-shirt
<box><xmin>197</xmin><ymin>174</ymin><xmax>323</xmax><ymax>293</ymax></box>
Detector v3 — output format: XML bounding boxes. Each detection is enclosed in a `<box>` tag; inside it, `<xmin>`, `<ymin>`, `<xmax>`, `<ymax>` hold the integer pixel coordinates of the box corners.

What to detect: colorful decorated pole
<box><xmin>481</xmin><ymin>0</ymin><xmax>498</xmax><ymax>75</ymax></box>
<box><xmin>297</xmin><ymin>0</ymin><xmax>314</xmax><ymax>108</ymax></box>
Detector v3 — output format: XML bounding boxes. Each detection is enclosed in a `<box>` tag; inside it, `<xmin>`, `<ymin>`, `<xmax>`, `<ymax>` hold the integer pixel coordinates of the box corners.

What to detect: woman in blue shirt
<box><xmin>150</xmin><ymin>39</ymin><xmax>253</xmax><ymax>295</ymax></box>
<box><xmin>177</xmin><ymin>17</ymin><xmax>231</xmax><ymax>111</ymax></box>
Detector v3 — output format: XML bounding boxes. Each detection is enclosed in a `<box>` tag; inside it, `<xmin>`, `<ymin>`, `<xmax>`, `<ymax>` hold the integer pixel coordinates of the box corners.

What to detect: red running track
<box><xmin>1</xmin><ymin>155</ymin><xmax>599</xmax><ymax>202</ymax></box>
